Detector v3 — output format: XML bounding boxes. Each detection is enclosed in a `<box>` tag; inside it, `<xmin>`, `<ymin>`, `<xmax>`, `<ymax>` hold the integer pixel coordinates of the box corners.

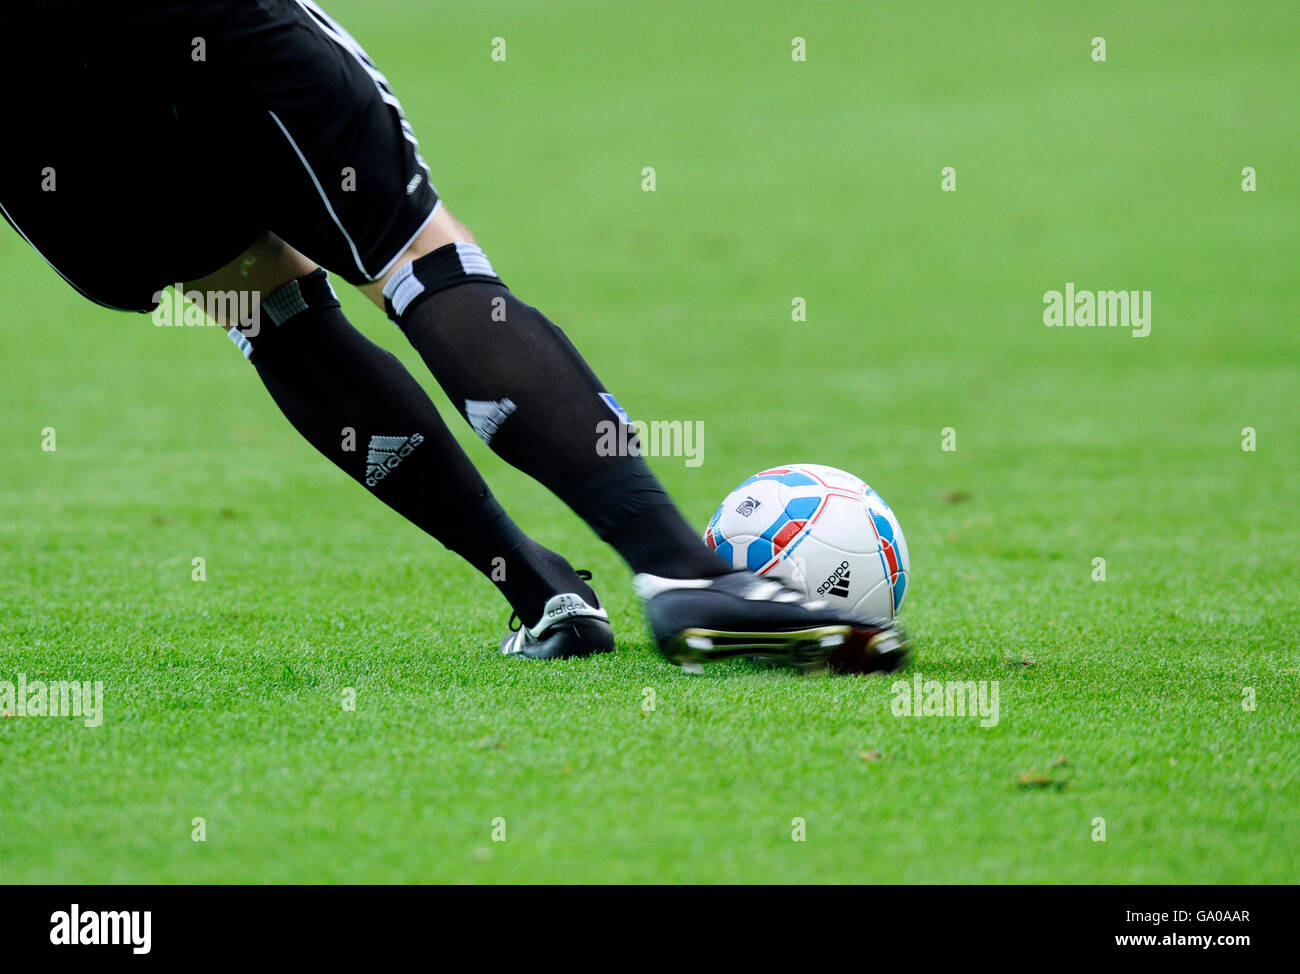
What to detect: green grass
<box><xmin>1</xmin><ymin>0</ymin><xmax>1297</xmax><ymax>883</ymax></box>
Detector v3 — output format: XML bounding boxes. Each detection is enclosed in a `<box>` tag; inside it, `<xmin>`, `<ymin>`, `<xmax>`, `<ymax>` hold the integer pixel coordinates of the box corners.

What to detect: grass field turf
<box><xmin>1</xmin><ymin>0</ymin><xmax>1297</xmax><ymax>883</ymax></box>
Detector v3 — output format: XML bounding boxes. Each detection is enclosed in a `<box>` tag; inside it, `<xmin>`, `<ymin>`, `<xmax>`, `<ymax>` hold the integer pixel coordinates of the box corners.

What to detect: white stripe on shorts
<box><xmin>291</xmin><ymin>0</ymin><xmax>431</xmax><ymax>181</ymax></box>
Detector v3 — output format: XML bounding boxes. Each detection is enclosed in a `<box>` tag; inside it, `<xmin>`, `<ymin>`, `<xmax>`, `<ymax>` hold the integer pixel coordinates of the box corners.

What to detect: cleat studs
<box><xmin>680</xmin><ymin>661</ymin><xmax>705</xmax><ymax>675</ymax></box>
<box><xmin>866</xmin><ymin>632</ymin><xmax>898</xmax><ymax>653</ymax></box>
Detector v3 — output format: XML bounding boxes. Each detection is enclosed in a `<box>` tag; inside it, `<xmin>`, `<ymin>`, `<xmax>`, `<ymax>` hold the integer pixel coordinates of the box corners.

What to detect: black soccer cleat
<box><xmin>632</xmin><ymin>570</ymin><xmax>908</xmax><ymax>674</ymax></box>
<box><xmin>498</xmin><ymin>573</ymin><xmax>614</xmax><ymax>661</ymax></box>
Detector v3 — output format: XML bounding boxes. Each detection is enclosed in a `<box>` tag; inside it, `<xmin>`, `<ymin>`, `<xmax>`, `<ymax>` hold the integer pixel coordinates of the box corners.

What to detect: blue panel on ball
<box><xmin>733</xmin><ymin>470</ymin><xmax>816</xmax><ymax>491</ymax></box>
<box><xmin>759</xmin><ymin>512</ymin><xmax>790</xmax><ymax>541</ymax></box>
<box><xmin>714</xmin><ymin>539</ymin><xmax>734</xmax><ymax>565</ymax></box>
<box><xmin>746</xmin><ymin>539</ymin><xmax>774</xmax><ymax>571</ymax></box>
<box><xmin>784</xmin><ymin>496</ymin><xmax>819</xmax><ymax>519</ymax></box>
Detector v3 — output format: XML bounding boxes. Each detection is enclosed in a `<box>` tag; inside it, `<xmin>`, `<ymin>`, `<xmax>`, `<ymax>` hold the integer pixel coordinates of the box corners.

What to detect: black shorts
<box><xmin>0</xmin><ymin>0</ymin><xmax>438</xmax><ymax>312</ymax></box>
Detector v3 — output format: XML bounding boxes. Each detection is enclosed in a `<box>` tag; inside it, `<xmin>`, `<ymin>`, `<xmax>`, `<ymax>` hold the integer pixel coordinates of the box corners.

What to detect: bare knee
<box><xmin>185</xmin><ymin>231</ymin><xmax>317</xmax><ymax>329</ymax></box>
<box><xmin>359</xmin><ymin>204</ymin><xmax>476</xmax><ymax>310</ymax></box>
<box><xmin>431</xmin><ymin>205</ymin><xmax>476</xmax><ymax>248</ymax></box>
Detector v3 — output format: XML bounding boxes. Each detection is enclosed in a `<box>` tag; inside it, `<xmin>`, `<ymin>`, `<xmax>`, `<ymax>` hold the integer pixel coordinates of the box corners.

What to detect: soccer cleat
<box><xmin>498</xmin><ymin>571</ymin><xmax>614</xmax><ymax>660</ymax></box>
<box><xmin>633</xmin><ymin>571</ymin><xmax>908</xmax><ymax>674</ymax></box>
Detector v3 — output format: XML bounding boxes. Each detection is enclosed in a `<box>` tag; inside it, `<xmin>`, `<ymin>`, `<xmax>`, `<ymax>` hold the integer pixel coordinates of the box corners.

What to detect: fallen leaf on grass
<box><xmin>1017</xmin><ymin>768</ymin><xmax>1069</xmax><ymax>791</ymax></box>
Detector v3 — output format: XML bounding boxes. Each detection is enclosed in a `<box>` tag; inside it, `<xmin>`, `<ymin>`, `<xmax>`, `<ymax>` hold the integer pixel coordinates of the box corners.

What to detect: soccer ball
<box><xmin>703</xmin><ymin>463</ymin><xmax>909</xmax><ymax>620</ymax></box>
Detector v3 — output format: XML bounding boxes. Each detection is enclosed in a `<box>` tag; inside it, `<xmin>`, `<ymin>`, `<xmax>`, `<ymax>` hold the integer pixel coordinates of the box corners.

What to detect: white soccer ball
<box><xmin>704</xmin><ymin>463</ymin><xmax>909</xmax><ymax>619</ymax></box>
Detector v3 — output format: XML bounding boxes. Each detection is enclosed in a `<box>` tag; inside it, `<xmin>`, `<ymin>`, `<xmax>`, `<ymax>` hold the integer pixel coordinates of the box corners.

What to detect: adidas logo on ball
<box><xmin>817</xmin><ymin>561</ymin><xmax>852</xmax><ymax>598</ymax></box>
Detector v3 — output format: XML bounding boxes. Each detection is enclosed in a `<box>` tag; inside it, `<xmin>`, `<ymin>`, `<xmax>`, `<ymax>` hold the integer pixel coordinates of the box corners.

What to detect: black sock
<box><xmin>383</xmin><ymin>243</ymin><xmax>727</xmax><ymax>579</ymax></box>
<box><xmin>230</xmin><ymin>269</ymin><xmax>593</xmax><ymax>625</ymax></box>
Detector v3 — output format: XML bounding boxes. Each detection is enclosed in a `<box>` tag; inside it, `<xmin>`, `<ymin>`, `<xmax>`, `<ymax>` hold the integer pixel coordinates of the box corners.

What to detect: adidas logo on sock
<box><xmin>365</xmin><ymin>433</ymin><xmax>425</xmax><ymax>487</ymax></box>
<box><xmin>465</xmin><ymin>398</ymin><xmax>516</xmax><ymax>445</ymax></box>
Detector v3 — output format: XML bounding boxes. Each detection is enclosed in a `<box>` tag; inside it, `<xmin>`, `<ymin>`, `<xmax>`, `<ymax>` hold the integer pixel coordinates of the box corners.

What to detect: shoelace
<box><xmin>507</xmin><ymin>569</ymin><xmax>594</xmax><ymax>633</ymax></box>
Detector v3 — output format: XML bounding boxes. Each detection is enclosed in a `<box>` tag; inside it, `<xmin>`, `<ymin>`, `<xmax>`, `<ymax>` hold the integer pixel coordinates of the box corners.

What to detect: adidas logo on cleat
<box><xmin>547</xmin><ymin>594</ymin><xmax>587</xmax><ymax>619</ymax></box>
<box><xmin>817</xmin><ymin>560</ymin><xmax>852</xmax><ymax>598</ymax></box>
<box><xmin>365</xmin><ymin>433</ymin><xmax>425</xmax><ymax>487</ymax></box>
